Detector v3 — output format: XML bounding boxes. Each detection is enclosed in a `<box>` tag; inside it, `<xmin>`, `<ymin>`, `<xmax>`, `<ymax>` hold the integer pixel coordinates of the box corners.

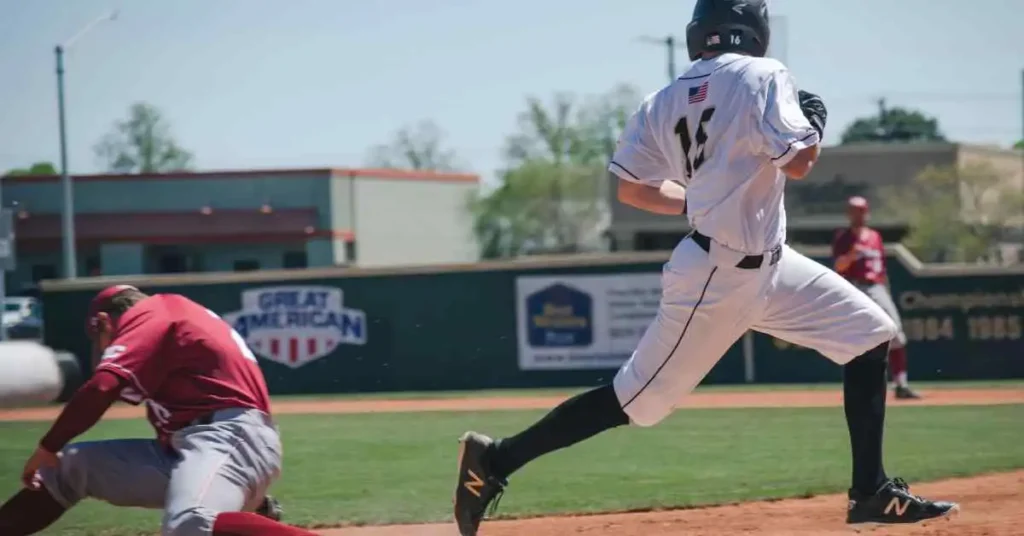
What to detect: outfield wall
<box><xmin>41</xmin><ymin>245</ymin><xmax>1024</xmax><ymax>396</ymax></box>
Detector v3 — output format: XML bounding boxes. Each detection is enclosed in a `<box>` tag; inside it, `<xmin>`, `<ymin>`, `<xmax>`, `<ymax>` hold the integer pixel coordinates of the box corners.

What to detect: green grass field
<box><xmin>271</xmin><ymin>379</ymin><xmax>1024</xmax><ymax>402</ymax></box>
<box><xmin>6</xmin><ymin>379</ymin><xmax>1015</xmax><ymax>409</ymax></box>
<box><xmin>1</xmin><ymin>398</ymin><xmax>1022</xmax><ymax>535</ymax></box>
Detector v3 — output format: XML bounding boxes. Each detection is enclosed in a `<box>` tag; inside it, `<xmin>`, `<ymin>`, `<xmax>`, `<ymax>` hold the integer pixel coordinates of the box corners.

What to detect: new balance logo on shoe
<box><xmin>847</xmin><ymin>477</ymin><xmax>958</xmax><ymax>525</ymax></box>
<box><xmin>464</xmin><ymin>469</ymin><xmax>485</xmax><ymax>498</ymax></box>
<box><xmin>884</xmin><ymin>497</ymin><xmax>910</xmax><ymax>517</ymax></box>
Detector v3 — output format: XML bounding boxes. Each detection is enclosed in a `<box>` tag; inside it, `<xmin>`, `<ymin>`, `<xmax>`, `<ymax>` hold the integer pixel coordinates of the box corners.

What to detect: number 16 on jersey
<box><xmin>675</xmin><ymin>107</ymin><xmax>716</xmax><ymax>179</ymax></box>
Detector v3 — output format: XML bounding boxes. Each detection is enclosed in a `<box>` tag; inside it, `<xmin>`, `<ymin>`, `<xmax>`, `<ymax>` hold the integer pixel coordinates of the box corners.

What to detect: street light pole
<box><xmin>55</xmin><ymin>9</ymin><xmax>118</xmax><ymax>280</ymax></box>
<box><xmin>55</xmin><ymin>45</ymin><xmax>75</xmax><ymax>279</ymax></box>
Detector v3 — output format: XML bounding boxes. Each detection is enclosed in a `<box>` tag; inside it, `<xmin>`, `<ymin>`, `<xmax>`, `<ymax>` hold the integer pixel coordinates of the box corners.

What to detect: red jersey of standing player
<box><xmin>831</xmin><ymin>196</ymin><xmax>921</xmax><ymax>400</ymax></box>
<box><xmin>831</xmin><ymin>197</ymin><xmax>886</xmax><ymax>285</ymax></box>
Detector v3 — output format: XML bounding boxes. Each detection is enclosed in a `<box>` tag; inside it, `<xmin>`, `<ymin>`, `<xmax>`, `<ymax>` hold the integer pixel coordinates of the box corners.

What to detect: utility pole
<box><xmin>635</xmin><ymin>35</ymin><xmax>687</xmax><ymax>84</ymax></box>
<box><xmin>55</xmin><ymin>9</ymin><xmax>118</xmax><ymax>279</ymax></box>
<box><xmin>875</xmin><ymin>97</ymin><xmax>890</xmax><ymax>139</ymax></box>
<box><xmin>55</xmin><ymin>45</ymin><xmax>74</xmax><ymax>279</ymax></box>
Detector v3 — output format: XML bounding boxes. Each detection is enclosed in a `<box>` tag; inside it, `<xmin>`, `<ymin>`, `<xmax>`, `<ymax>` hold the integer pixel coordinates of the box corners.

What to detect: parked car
<box><xmin>3</xmin><ymin>296</ymin><xmax>43</xmax><ymax>341</ymax></box>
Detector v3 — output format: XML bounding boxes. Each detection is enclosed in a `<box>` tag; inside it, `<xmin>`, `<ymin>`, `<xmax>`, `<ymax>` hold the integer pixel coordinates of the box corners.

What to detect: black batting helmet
<box><xmin>685</xmin><ymin>0</ymin><xmax>771</xmax><ymax>61</ymax></box>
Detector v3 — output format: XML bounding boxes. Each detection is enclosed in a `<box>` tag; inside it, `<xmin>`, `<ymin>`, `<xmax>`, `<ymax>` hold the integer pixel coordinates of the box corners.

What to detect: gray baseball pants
<box><xmin>39</xmin><ymin>408</ymin><xmax>282</xmax><ymax>536</ymax></box>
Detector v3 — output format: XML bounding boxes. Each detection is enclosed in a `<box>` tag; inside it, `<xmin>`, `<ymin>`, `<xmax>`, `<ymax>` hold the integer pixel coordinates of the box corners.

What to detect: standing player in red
<box><xmin>833</xmin><ymin>197</ymin><xmax>921</xmax><ymax>399</ymax></box>
<box><xmin>0</xmin><ymin>285</ymin><xmax>318</xmax><ymax>536</ymax></box>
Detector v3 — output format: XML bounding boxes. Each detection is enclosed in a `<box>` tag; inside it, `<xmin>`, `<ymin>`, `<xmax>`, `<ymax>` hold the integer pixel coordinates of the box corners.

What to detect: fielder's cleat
<box><xmin>847</xmin><ymin>477</ymin><xmax>959</xmax><ymax>524</ymax></box>
<box><xmin>454</xmin><ymin>432</ymin><xmax>506</xmax><ymax>536</ymax></box>
<box><xmin>894</xmin><ymin>386</ymin><xmax>923</xmax><ymax>400</ymax></box>
<box><xmin>255</xmin><ymin>495</ymin><xmax>283</xmax><ymax>522</ymax></box>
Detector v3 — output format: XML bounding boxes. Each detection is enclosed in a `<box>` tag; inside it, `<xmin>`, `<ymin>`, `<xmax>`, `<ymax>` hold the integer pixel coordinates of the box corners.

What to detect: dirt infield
<box><xmin>323</xmin><ymin>471</ymin><xmax>1023</xmax><ymax>536</ymax></box>
<box><xmin>1</xmin><ymin>387</ymin><xmax>1021</xmax><ymax>535</ymax></box>
<box><xmin>1</xmin><ymin>387</ymin><xmax>1022</xmax><ymax>422</ymax></box>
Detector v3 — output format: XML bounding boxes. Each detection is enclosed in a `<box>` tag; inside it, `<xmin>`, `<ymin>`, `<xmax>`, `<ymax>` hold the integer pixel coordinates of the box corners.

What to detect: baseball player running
<box><xmin>833</xmin><ymin>195</ymin><xmax>922</xmax><ymax>399</ymax></box>
<box><xmin>0</xmin><ymin>285</ymin><xmax>317</xmax><ymax>536</ymax></box>
<box><xmin>453</xmin><ymin>1</ymin><xmax>958</xmax><ymax>534</ymax></box>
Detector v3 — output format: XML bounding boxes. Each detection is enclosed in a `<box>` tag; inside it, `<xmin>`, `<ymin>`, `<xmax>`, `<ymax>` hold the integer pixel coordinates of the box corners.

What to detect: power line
<box><xmin>829</xmin><ymin>94</ymin><xmax>1018</xmax><ymax>106</ymax></box>
<box><xmin>882</xmin><ymin>92</ymin><xmax>1017</xmax><ymax>101</ymax></box>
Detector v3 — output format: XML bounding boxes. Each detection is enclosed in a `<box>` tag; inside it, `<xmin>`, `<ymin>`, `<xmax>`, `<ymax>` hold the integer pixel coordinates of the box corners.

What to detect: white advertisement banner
<box><xmin>515</xmin><ymin>273</ymin><xmax>661</xmax><ymax>370</ymax></box>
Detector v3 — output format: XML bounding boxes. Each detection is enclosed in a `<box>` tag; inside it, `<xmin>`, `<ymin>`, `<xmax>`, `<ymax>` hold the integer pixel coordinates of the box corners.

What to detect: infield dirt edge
<box><xmin>1</xmin><ymin>387</ymin><xmax>1022</xmax><ymax>422</ymax></box>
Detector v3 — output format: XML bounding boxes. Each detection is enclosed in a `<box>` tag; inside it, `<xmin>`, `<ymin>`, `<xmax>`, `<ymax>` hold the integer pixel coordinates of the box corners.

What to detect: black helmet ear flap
<box><xmin>685</xmin><ymin>21</ymin><xmax>702</xmax><ymax>61</ymax></box>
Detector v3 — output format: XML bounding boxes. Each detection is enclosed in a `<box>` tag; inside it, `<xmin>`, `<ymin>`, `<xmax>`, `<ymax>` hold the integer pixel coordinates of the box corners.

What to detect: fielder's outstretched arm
<box><xmin>20</xmin><ymin>370</ymin><xmax>126</xmax><ymax>489</ymax></box>
<box><xmin>38</xmin><ymin>371</ymin><xmax>126</xmax><ymax>453</ymax></box>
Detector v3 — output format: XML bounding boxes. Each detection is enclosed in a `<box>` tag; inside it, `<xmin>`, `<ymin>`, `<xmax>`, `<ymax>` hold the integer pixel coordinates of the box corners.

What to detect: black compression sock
<box><xmin>843</xmin><ymin>342</ymin><xmax>890</xmax><ymax>494</ymax></box>
<box><xmin>0</xmin><ymin>488</ymin><xmax>67</xmax><ymax>535</ymax></box>
<box><xmin>488</xmin><ymin>384</ymin><xmax>629</xmax><ymax>480</ymax></box>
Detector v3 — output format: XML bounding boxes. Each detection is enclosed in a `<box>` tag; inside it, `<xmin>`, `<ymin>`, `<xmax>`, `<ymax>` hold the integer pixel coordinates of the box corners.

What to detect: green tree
<box><xmin>366</xmin><ymin>120</ymin><xmax>461</xmax><ymax>171</ymax></box>
<box><xmin>883</xmin><ymin>163</ymin><xmax>1024</xmax><ymax>263</ymax></box>
<box><xmin>4</xmin><ymin>161</ymin><xmax>58</xmax><ymax>176</ymax></box>
<box><xmin>469</xmin><ymin>84</ymin><xmax>640</xmax><ymax>258</ymax></box>
<box><xmin>94</xmin><ymin>102</ymin><xmax>195</xmax><ymax>173</ymax></box>
<box><xmin>840</xmin><ymin>107</ymin><xmax>946</xmax><ymax>144</ymax></box>
<box><xmin>1014</xmin><ymin>139</ymin><xmax>1024</xmax><ymax>150</ymax></box>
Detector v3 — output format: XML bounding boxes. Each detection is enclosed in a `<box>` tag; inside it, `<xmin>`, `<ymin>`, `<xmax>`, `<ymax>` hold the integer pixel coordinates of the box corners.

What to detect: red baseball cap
<box><xmin>86</xmin><ymin>285</ymin><xmax>139</xmax><ymax>335</ymax></box>
<box><xmin>848</xmin><ymin>196</ymin><xmax>869</xmax><ymax>209</ymax></box>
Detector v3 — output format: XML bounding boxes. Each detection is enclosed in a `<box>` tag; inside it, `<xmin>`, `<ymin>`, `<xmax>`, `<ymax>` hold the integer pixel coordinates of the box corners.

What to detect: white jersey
<box><xmin>609</xmin><ymin>53</ymin><xmax>819</xmax><ymax>255</ymax></box>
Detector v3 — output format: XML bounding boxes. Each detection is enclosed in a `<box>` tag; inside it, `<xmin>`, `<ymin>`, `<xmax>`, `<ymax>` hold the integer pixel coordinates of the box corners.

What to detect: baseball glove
<box><xmin>256</xmin><ymin>495</ymin><xmax>283</xmax><ymax>521</ymax></box>
<box><xmin>797</xmin><ymin>90</ymin><xmax>827</xmax><ymax>139</ymax></box>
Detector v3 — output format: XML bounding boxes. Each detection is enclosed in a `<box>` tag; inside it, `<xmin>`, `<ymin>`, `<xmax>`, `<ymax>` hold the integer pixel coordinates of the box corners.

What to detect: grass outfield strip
<box><xmin>270</xmin><ymin>379</ymin><xmax>1024</xmax><ymax>403</ymax></box>
<box><xmin>0</xmin><ymin>403</ymin><xmax>1020</xmax><ymax>535</ymax></box>
<box><xmin>7</xmin><ymin>381</ymin><xmax>1019</xmax><ymax>411</ymax></box>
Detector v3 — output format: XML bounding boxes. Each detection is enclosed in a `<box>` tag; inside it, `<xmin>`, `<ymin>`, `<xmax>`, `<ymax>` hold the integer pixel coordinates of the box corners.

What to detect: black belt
<box><xmin>691</xmin><ymin>231</ymin><xmax>782</xmax><ymax>269</ymax></box>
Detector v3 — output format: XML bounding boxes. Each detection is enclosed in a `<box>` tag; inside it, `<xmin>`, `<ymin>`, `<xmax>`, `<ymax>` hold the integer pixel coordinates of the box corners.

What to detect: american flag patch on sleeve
<box><xmin>688</xmin><ymin>81</ymin><xmax>708</xmax><ymax>104</ymax></box>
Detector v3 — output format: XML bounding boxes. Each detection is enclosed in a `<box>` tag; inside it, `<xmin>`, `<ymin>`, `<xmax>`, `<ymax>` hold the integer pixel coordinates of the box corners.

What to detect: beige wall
<box><xmin>956</xmin><ymin>146</ymin><xmax>1024</xmax><ymax>226</ymax></box>
<box><xmin>349</xmin><ymin>178</ymin><xmax>478</xmax><ymax>267</ymax></box>
<box><xmin>958</xmin><ymin>145</ymin><xmax>1024</xmax><ymax>191</ymax></box>
<box><xmin>789</xmin><ymin>143</ymin><xmax>959</xmax><ymax>218</ymax></box>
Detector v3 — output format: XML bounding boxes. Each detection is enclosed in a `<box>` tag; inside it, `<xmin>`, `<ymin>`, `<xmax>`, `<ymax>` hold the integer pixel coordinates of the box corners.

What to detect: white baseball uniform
<box><xmin>608</xmin><ymin>53</ymin><xmax>897</xmax><ymax>426</ymax></box>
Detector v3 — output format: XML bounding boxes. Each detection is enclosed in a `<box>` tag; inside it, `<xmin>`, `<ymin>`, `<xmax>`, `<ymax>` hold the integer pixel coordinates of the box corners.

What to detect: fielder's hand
<box><xmin>797</xmin><ymin>90</ymin><xmax>827</xmax><ymax>139</ymax></box>
<box><xmin>21</xmin><ymin>446</ymin><xmax>59</xmax><ymax>489</ymax></box>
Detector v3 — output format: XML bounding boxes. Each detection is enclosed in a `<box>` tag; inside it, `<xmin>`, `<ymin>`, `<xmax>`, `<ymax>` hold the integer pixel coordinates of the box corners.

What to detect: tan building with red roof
<box><xmin>1</xmin><ymin>167</ymin><xmax>480</xmax><ymax>290</ymax></box>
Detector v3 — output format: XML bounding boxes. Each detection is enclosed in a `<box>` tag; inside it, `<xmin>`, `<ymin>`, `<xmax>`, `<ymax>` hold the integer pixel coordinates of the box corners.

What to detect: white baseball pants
<box><xmin>614</xmin><ymin>235</ymin><xmax>897</xmax><ymax>427</ymax></box>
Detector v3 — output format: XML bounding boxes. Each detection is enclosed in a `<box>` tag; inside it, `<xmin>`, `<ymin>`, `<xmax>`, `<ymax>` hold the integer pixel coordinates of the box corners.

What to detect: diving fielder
<box><xmin>0</xmin><ymin>285</ymin><xmax>314</xmax><ymax>536</ymax></box>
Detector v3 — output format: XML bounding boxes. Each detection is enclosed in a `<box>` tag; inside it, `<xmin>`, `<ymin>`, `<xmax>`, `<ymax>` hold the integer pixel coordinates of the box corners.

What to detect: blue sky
<box><xmin>1</xmin><ymin>0</ymin><xmax>1021</xmax><ymax>182</ymax></box>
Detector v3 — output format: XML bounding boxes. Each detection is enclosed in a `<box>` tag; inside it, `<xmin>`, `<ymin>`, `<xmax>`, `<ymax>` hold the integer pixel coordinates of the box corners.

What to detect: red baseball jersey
<box><xmin>94</xmin><ymin>294</ymin><xmax>272</xmax><ymax>443</ymax></box>
<box><xmin>832</xmin><ymin>227</ymin><xmax>886</xmax><ymax>284</ymax></box>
